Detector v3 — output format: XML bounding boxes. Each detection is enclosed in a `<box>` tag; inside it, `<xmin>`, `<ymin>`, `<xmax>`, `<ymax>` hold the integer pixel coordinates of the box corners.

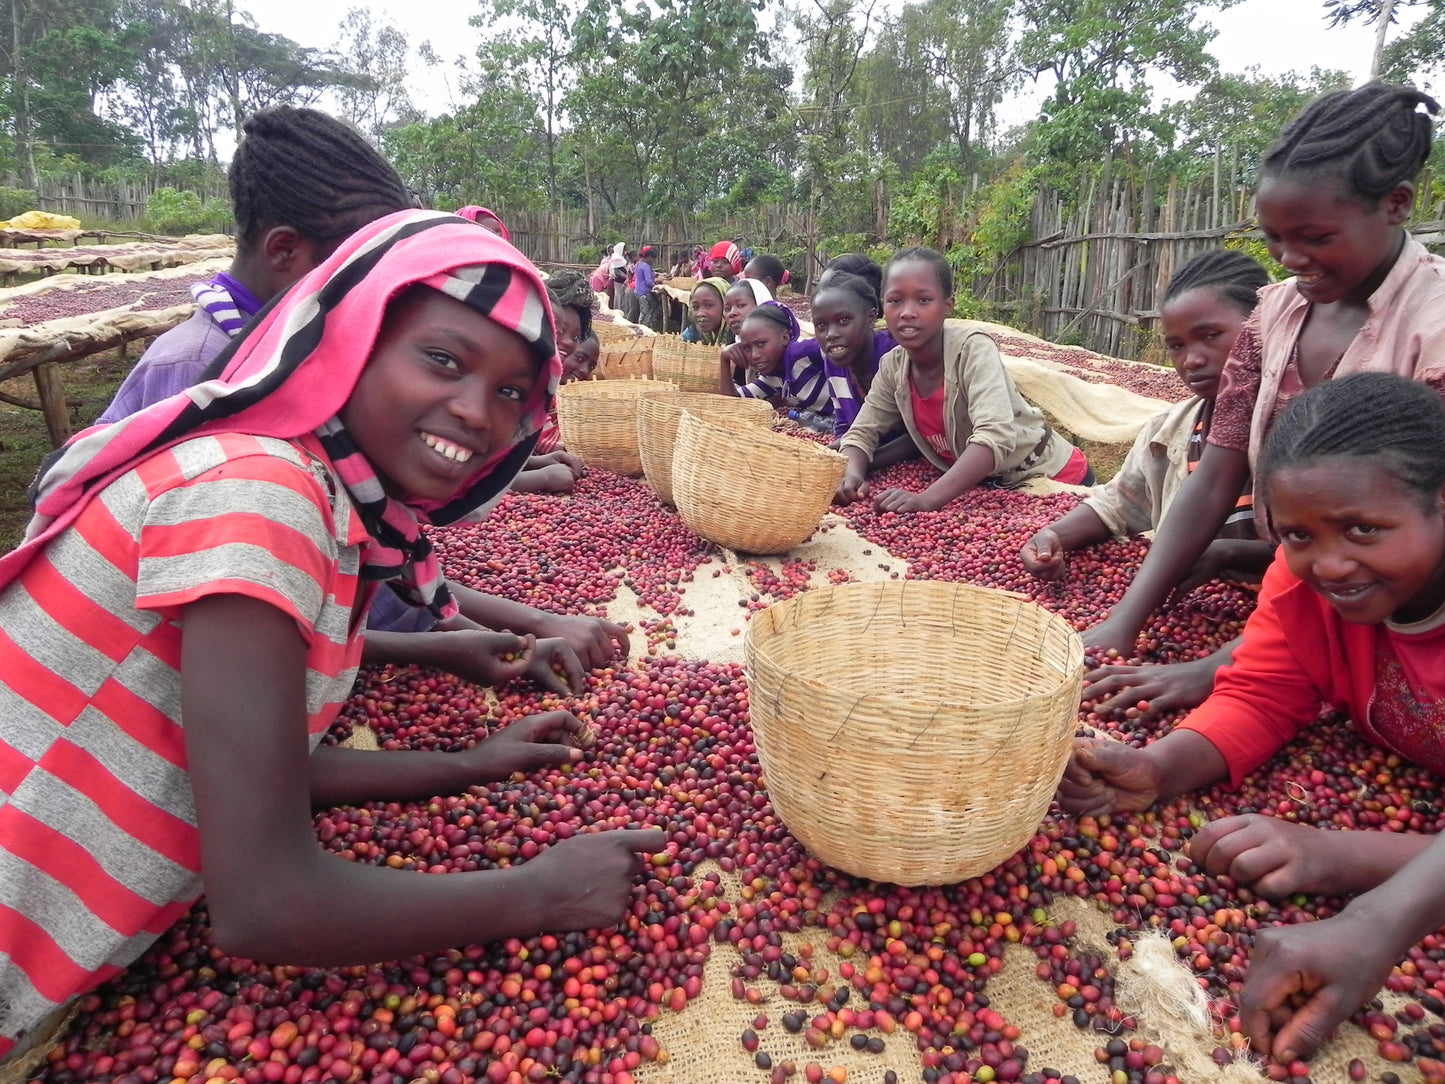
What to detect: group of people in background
<box><xmin>3</xmin><ymin>78</ymin><xmax>1445</xmax><ymax>1074</ymax></box>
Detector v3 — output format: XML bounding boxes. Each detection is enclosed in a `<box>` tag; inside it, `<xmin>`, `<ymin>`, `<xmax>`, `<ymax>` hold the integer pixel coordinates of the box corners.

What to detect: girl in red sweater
<box><xmin>1061</xmin><ymin>373</ymin><xmax>1445</xmax><ymax>904</ymax></box>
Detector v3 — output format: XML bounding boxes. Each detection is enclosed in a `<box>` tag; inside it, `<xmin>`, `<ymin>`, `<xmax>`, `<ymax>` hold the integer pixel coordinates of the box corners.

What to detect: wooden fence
<box><xmin>16</xmin><ymin>169</ymin><xmax>1445</xmax><ymax>360</ymax></box>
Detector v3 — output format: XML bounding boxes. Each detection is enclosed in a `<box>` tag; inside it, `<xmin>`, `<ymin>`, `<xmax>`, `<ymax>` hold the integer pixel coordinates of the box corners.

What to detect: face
<box><xmin>561</xmin><ymin>337</ymin><xmax>598</xmax><ymax>383</ymax></box>
<box><xmin>744</xmin><ymin>261</ymin><xmax>778</xmax><ymax>294</ymax></box>
<box><xmin>553</xmin><ymin>305</ymin><xmax>582</xmax><ymax>361</ymax></box>
<box><xmin>341</xmin><ymin>288</ymin><xmax>538</xmax><ymax>503</ymax></box>
<box><xmin>882</xmin><ymin>260</ymin><xmax>951</xmax><ymax>355</ymax></box>
<box><xmin>724</xmin><ymin>286</ymin><xmax>758</xmax><ymax>334</ymax></box>
<box><xmin>691</xmin><ymin>286</ymin><xmax>725</xmax><ymax>335</ymax></box>
<box><xmin>1269</xmin><ymin>457</ymin><xmax>1445</xmax><ymax>625</ymax></box>
<box><xmin>739</xmin><ymin>317</ymin><xmax>788</xmax><ymax>375</ymax></box>
<box><xmin>1255</xmin><ymin>174</ymin><xmax>1412</xmax><ymax>307</ymax></box>
<box><xmin>709</xmin><ymin>257</ymin><xmax>736</xmax><ymax>280</ymax></box>
<box><xmin>812</xmin><ymin>288</ymin><xmax>875</xmax><ymax>368</ymax></box>
<box><xmin>1158</xmin><ymin>287</ymin><xmax>1249</xmax><ymax>401</ymax></box>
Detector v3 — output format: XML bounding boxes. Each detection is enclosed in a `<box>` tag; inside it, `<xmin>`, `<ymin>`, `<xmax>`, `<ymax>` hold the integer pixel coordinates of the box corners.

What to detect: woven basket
<box><xmin>636</xmin><ymin>393</ymin><xmax>775</xmax><ymax>505</ymax></box>
<box><xmin>651</xmin><ymin>335</ymin><xmax>721</xmax><ymax>394</ymax></box>
<box><xmin>0</xmin><ymin>1001</ymin><xmax>79</xmax><ymax>1084</ymax></box>
<box><xmin>593</xmin><ymin>320</ymin><xmax>640</xmax><ymax>344</ymax></box>
<box><xmin>596</xmin><ymin>337</ymin><xmax>655</xmax><ymax>380</ymax></box>
<box><xmin>555</xmin><ymin>378</ymin><xmax>677</xmax><ymax>476</ymax></box>
<box><xmin>671</xmin><ymin>412</ymin><xmax>846</xmax><ymax>553</ymax></box>
<box><xmin>744</xmin><ymin>581</ymin><xmax>1083</xmax><ymax>886</ymax></box>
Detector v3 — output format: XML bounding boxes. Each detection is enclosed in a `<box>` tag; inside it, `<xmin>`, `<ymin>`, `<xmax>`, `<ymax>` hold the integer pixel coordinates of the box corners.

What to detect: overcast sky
<box><xmin>241</xmin><ymin>0</ymin><xmax>1408</xmax><ymax>133</ymax></box>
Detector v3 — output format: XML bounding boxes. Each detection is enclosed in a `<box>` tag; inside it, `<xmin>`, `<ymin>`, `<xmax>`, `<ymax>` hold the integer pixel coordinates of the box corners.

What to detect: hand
<box><xmin>720</xmin><ymin>342</ymin><xmax>748</xmax><ymax>373</ymax></box>
<box><xmin>873</xmin><ymin>488</ymin><xmax>941</xmax><ymax>513</ymax></box>
<box><xmin>531</xmin><ymin>611</ymin><xmax>630</xmax><ymax>670</ymax></box>
<box><xmin>520</xmin><ymin>462</ymin><xmax>576</xmax><ymax>494</ymax></box>
<box><xmin>1189</xmin><ymin>814</ymin><xmax>1354</xmax><ymax>898</ymax></box>
<box><xmin>524</xmin><ymin>637</ymin><xmax>587</xmax><ymax>695</ymax></box>
<box><xmin>1238</xmin><ymin>909</ymin><xmax>1395</xmax><ymax>1063</ymax></box>
<box><xmin>1080</xmin><ymin>613</ymin><xmax>1139</xmax><ymax>659</ymax></box>
<box><xmin>525</xmin><ymin>828</ymin><xmax>669</xmax><ymax>931</ymax></box>
<box><xmin>1021</xmin><ymin>527</ymin><xmax>1067</xmax><ymax>581</ymax></box>
<box><xmin>460</xmin><ymin>710</ymin><xmax>589</xmax><ymax>780</ymax></box>
<box><xmin>1081</xmin><ymin>655</ymin><xmax>1220</xmax><ymax>717</ymax></box>
<box><xmin>532</xmin><ymin>450</ymin><xmax>585</xmax><ymax>479</ymax></box>
<box><xmin>1055</xmin><ymin>737</ymin><xmax>1163</xmax><ymax>817</ymax></box>
<box><xmin>835</xmin><ymin>473</ymin><xmax>870</xmax><ymax>505</ymax></box>
<box><xmin>427</xmin><ymin>629</ymin><xmax>536</xmax><ymax>688</ymax></box>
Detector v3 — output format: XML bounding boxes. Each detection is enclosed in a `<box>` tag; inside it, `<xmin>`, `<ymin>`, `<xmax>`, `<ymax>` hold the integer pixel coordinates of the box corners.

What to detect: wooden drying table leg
<box><xmin>31</xmin><ymin>361</ymin><xmax>72</xmax><ymax>447</ymax></box>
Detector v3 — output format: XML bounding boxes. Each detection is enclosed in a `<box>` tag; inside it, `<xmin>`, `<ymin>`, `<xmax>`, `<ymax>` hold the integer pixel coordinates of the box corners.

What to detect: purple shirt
<box><xmin>737</xmin><ymin>339</ymin><xmax>831</xmax><ymax>414</ymax></box>
<box><xmin>97</xmin><ymin>273</ymin><xmax>263</xmax><ymax>425</ymax></box>
<box><xmin>823</xmin><ymin>329</ymin><xmax>897</xmax><ymax>438</ymax></box>
<box><xmin>633</xmin><ymin>260</ymin><xmax>656</xmax><ymax>297</ymax></box>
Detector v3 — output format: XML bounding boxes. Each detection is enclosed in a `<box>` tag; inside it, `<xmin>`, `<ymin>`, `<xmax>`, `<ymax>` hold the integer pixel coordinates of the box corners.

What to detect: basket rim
<box><xmin>743</xmin><ymin>581</ymin><xmax>1084</xmax><ymax>711</ymax></box>
<box><xmin>677</xmin><ymin>409</ymin><xmax>844</xmax><ymax>462</ymax></box>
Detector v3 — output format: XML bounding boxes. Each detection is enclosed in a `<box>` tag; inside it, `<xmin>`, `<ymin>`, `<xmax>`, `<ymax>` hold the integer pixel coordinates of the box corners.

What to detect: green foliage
<box><xmin>574</xmin><ymin>244</ymin><xmax>602</xmax><ymax>265</ymax></box>
<box><xmin>0</xmin><ymin>188</ymin><xmax>39</xmax><ymax>219</ymax></box>
<box><xmin>143</xmin><ymin>186</ymin><xmax>227</xmax><ymax>234</ymax></box>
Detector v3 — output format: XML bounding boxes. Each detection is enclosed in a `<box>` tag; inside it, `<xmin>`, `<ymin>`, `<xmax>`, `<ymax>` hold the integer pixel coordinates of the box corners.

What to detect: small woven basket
<box><xmin>555</xmin><ymin>378</ymin><xmax>677</xmax><ymax>476</ymax></box>
<box><xmin>592</xmin><ymin>320</ymin><xmax>641</xmax><ymax>344</ymax></box>
<box><xmin>744</xmin><ymin>581</ymin><xmax>1083</xmax><ymax>886</ymax></box>
<box><xmin>636</xmin><ymin>393</ymin><xmax>776</xmax><ymax>505</ymax></box>
<box><xmin>672</xmin><ymin>412</ymin><xmax>846</xmax><ymax>553</ymax></box>
<box><xmin>596</xmin><ymin>337</ymin><xmax>655</xmax><ymax>380</ymax></box>
<box><xmin>651</xmin><ymin>335</ymin><xmax>721</xmax><ymax>394</ymax></box>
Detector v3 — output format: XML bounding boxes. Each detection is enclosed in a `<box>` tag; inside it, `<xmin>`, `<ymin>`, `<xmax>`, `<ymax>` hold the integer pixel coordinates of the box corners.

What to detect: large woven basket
<box><xmin>651</xmin><ymin>335</ymin><xmax>721</xmax><ymax>394</ymax></box>
<box><xmin>555</xmin><ymin>378</ymin><xmax>677</xmax><ymax>476</ymax></box>
<box><xmin>596</xmin><ymin>336</ymin><xmax>655</xmax><ymax>380</ymax></box>
<box><xmin>636</xmin><ymin>393</ymin><xmax>775</xmax><ymax>505</ymax></box>
<box><xmin>672</xmin><ymin>412</ymin><xmax>846</xmax><ymax>553</ymax></box>
<box><xmin>745</xmin><ymin>581</ymin><xmax>1083</xmax><ymax>886</ymax></box>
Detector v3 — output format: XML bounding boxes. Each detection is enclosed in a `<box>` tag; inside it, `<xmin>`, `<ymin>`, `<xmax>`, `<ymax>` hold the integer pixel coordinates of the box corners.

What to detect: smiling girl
<box><xmin>1061</xmin><ymin>373</ymin><xmax>1445</xmax><ymax>1063</ymax></box>
<box><xmin>1064</xmin><ymin>373</ymin><xmax>1445</xmax><ymax>895</ymax></box>
<box><xmin>682</xmin><ymin>277</ymin><xmax>732</xmax><ymax>345</ymax></box>
<box><xmin>0</xmin><ymin>211</ymin><xmax>662</xmax><ymax>1061</ymax></box>
<box><xmin>836</xmin><ymin>247</ymin><xmax>1088</xmax><ymax>512</ymax></box>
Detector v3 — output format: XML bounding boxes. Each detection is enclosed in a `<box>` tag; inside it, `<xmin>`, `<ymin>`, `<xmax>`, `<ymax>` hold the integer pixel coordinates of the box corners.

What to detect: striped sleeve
<box><xmin>126</xmin><ymin>435</ymin><xmax>340</xmax><ymax>628</ymax></box>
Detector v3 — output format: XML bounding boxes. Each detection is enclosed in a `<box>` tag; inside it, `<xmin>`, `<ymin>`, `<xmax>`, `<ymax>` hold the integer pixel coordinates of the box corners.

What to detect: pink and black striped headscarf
<box><xmin>709</xmin><ymin>240</ymin><xmax>743</xmax><ymax>275</ymax></box>
<box><xmin>11</xmin><ymin>209</ymin><xmax>559</xmax><ymax>618</ymax></box>
<box><xmin>456</xmin><ymin>205</ymin><xmax>511</xmax><ymax>243</ymax></box>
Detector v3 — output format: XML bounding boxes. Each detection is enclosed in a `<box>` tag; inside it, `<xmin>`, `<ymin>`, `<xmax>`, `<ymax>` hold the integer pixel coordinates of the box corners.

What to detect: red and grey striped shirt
<box><xmin>0</xmin><ymin>432</ymin><xmax>366</xmax><ymax>1056</ymax></box>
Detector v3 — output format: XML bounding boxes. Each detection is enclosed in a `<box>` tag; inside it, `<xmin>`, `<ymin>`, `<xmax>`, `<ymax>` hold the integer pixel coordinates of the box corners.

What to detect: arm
<box><xmin>1020</xmin><ymin>503</ymin><xmax>1114</xmax><ymax>581</ymax></box>
<box><xmin>182</xmin><ymin>593</ymin><xmax>664</xmax><ymax>966</ymax></box>
<box><xmin>717</xmin><ymin>349</ymin><xmax>743</xmax><ymax>396</ymax></box>
<box><xmin>868</xmin><ymin>432</ymin><xmax>921</xmax><ymax>471</ymax></box>
<box><xmin>1056</xmin><ymin>729</ymin><xmax>1229</xmax><ymax>817</ymax></box>
<box><xmin>837</xmin><ymin>355</ymin><xmax>907</xmax><ymax>501</ymax></box>
<box><xmin>1082</xmin><ymin>443</ymin><xmax>1250</xmax><ymax>654</ymax></box>
<box><xmin>511</xmin><ymin>463</ymin><xmax>576</xmax><ymax>494</ymax></box>
<box><xmin>449</xmin><ymin>582</ymin><xmax>629</xmax><ymax>670</ymax></box>
<box><xmin>1236</xmin><ymin>831</ymin><xmax>1445</xmax><ymax>1063</ymax></box>
<box><xmin>874</xmin><ymin>443</ymin><xmax>993</xmax><ymax>513</ymax></box>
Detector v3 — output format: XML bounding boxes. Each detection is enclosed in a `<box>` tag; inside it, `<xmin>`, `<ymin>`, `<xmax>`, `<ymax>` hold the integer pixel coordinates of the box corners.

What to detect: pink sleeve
<box><xmin>1204</xmin><ymin>318</ymin><xmax>1263</xmax><ymax>453</ymax></box>
<box><xmin>1174</xmin><ymin>556</ymin><xmax>1330</xmax><ymax>787</ymax></box>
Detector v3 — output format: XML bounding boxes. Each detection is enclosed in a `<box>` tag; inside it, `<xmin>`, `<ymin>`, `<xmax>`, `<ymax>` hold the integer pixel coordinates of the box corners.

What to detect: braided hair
<box><xmin>886</xmin><ymin>246</ymin><xmax>953</xmax><ymax>297</ymax></box>
<box><xmin>819</xmin><ymin>253</ymin><xmax>883</xmax><ymax>299</ymax></box>
<box><xmin>813</xmin><ymin>271</ymin><xmax>880</xmax><ymax>316</ymax></box>
<box><xmin>545</xmin><ymin>268</ymin><xmax>596</xmax><ymax>340</ymax></box>
<box><xmin>229</xmin><ymin>106</ymin><xmax>413</xmax><ymax>250</ymax></box>
<box><xmin>1262</xmin><ymin>82</ymin><xmax>1439</xmax><ymax>204</ymax></box>
<box><xmin>1260</xmin><ymin>372</ymin><xmax>1445</xmax><ymax>513</ymax></box>
<box><xmin>1164</xmin><ymin>250</ymin><xmax>1271</xmax><ymax>316</ymax></box>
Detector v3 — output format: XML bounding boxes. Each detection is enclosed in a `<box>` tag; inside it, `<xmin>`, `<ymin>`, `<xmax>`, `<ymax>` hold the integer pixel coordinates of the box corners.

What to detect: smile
<box><xmin>1318</xmin><ymin>581</ymin><xmax>1374</xmax><ymax>606</ymax></box>
<box><xmin>1296</xmin><ymin>272</ymin><xmax>1325</xmax><ymax>287</ymax></box>
<box><xmin>421</xmin><ymin>432</ymin><xmax>475</xmax><ymax>464</ymax></box>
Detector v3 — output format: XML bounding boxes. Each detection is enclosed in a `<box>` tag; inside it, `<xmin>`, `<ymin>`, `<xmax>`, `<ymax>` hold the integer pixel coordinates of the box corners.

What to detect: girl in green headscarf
<box><xmin>682</xmin><ymin>277</ymin><xmax>734</xmax><ymax>345</ymax></box>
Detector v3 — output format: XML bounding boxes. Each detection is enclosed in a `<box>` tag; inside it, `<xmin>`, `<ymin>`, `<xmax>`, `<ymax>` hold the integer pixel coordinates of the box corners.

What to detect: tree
<box><xmin>468</xmin><ymin>0</ymin><xmax>577</xmax><ymax>209</ymax></box>
<box><xmin>1013</xmin><ymin>0</ymin><xmax>1223</xmax><ymax>166</ymax></box>
<box><xmin>329</xmin><ymin>7</ymin><xmax>417</xmax><ymax>143</ymax></box>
